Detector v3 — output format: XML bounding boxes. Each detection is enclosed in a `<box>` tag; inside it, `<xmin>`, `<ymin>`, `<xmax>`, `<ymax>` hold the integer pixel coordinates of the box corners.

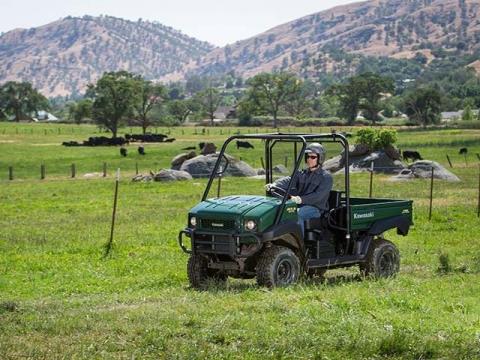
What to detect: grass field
<box><xmin>1</xmin><ymin>123</ymin><xmax>480</xmax><ymax>359</ymax></box>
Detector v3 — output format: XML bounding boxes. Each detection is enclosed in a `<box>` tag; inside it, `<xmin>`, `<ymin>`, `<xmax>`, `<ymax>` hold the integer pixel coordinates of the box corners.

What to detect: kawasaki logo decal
<box><xmin>354</xmin><ymin>211</ymin><xmax>374</xmax><ymax>219</ymax></box>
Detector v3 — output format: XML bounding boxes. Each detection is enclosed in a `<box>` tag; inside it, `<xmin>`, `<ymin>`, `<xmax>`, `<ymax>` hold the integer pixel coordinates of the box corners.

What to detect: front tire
<box><xmin>360</xmin><ymin>238</ymin><xmax>400</xmax><ymax>278</ymax></box>
<box><xmin>256</xmin><ymin>245</ymin><xmax>301</xmax><ymax>288</ymax></box>
<box><xmin>187</xmin><ymin>255</ymin><xmax>227</xmax><ymax>289</ymax></box>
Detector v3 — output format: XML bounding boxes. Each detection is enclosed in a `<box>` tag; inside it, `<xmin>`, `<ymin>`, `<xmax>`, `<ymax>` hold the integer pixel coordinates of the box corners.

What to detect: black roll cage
<box><xmin>201</xmin><ymin>133</ymin><xmax>351</xmax><ymax>236</ymax></box>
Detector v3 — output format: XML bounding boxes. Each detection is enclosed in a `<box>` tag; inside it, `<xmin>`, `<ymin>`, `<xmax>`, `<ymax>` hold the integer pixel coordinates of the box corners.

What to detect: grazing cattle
<box><xmin>181</xmin><ymin>146</ymin><xmax>196</xmax><ymax>151</ymax></box>
<box><xmin>236</xmin><ymin>140</ymin><xmax>254</xmax><ymax>149</ymax></box>
<box><xmin>62</xmin><ymin>141</ymin><xmax>81</xmax><ymax>146</ymax></box>
<box><xmin>164</xmin><ymin>138</ymin><xmax>176</xmax><ymax>143</ymax></box>
<box><xmin>138</xmin><ymin>146</ymin><xmax>145</xmax><ymax>155</ymax></box>
<box><xmin>83</xmin><ymin>136</ymin><xmax>128</xmax><ymax>146</ymax></box>
<box><xmin>402</xmin><ymin>150</ymin><xmax>423</xmax><ymax>162</ymax></box>
<box><xmin>459</xmin><ymin>147</ymin><xmax>468</xmax><ymax>155</ymax></box>
<box><xmin>120</xmin><ymin>147</ymin><xmax>128</xmax><ymax>157</ymax></box>
<box><xmin>125</xmin><ymin>134</ymin><xmax>167</xmax><ymax>143</ymax></box>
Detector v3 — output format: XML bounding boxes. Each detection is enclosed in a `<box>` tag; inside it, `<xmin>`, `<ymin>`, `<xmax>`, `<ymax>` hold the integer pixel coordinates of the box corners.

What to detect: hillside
<box><xmin>0</xmin><ymin>16</ymin><xmax>214</xmax><ymax>97</ymax></box>
<box><xmin>174</xmin><ymin>0</ymin><xmax>480</xmax><ymax>80</ymax></box>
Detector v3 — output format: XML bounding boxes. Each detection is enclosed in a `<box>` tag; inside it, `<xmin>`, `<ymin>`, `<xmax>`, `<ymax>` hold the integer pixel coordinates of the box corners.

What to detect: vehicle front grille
<box><xmin>200</xmin><ymin>218</ymin><xmax>236</xmax><ymax>231</ymax></box>
<box><xmin>194</xmin><ymin>233</ymin><xmax>234</xmax><ymax>255</ymax></box>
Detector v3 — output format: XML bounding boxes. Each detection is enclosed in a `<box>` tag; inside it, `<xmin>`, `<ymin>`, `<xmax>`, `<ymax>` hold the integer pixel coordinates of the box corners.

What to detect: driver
<box><xmin>265</xmin><ymin>143</ymin><xmax>333</xmax><ymax>235</ymax></box>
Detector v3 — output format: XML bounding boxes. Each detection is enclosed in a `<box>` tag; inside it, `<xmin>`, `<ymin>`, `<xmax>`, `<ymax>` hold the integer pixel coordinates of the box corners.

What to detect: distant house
<box><xmin>441</xmin><ymin>111</ymin><xmax>462</xmax><ymax>122</ymax></box>
<box><xmin>33</xmin><ymin>111</ymin><xmax>59</xmax><ymax>122</ymax></box>
<box><xmin>213</xmin><ymin>106</ymin><xmax>236</xmax><ymax>120</ymax></box>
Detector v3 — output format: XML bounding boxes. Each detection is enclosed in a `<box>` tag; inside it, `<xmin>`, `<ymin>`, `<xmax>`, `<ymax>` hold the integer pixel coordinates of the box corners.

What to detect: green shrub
<box><xmin>355</xmin><ymin>128</ymin><xmax>398</xmax><ymax>150</ymax></box>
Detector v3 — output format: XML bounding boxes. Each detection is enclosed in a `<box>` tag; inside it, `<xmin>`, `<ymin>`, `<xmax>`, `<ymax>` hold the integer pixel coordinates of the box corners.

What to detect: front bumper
<box><xmin>178</xmin><ymin>228</ymin><xmax>261</xmax><ymax>256</ymax></box>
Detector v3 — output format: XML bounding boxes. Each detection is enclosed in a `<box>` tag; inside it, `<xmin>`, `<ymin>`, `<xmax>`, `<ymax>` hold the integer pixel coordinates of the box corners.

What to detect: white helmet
<box><xmin>305</xmin><ymin>142</ymin><xmax>326</xmax><ymax>166</ymax></box>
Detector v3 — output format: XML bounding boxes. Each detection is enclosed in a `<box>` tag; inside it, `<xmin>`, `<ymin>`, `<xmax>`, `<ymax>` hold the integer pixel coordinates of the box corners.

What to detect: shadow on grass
<box><xmin>189</xmin><ymin>272</ymin><xmax>365</xmax><ymax>293</ymax></box>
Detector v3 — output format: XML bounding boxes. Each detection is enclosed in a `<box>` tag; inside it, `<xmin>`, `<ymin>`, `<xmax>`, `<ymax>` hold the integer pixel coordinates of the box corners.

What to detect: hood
<box><xmin>190</xmin><ymin>195</ymin><xmax>284</xmax><ymax>218</ymax></box>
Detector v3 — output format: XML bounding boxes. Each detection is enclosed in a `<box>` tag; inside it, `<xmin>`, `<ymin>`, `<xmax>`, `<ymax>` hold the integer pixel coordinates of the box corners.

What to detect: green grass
<box><xmin>1</xmin><ymin>123</ymin><xmax>480</xmax><ymax>358</ymax></box>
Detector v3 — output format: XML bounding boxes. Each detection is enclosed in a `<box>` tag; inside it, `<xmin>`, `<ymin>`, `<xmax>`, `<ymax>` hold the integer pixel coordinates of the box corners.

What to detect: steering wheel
<box><xmin>268</xmin><ymin>184</ymin><xmax>289</xmax><ymax>199</ymax></box>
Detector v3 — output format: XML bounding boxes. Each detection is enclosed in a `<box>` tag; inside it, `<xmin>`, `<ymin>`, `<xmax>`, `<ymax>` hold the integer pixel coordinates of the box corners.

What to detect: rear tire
<box><xmin>187</xmin><ymin>255</ymin><xmax>227</xmax><ymax>289</ymax></box>
<box><xmin>256</xmin><ymin>245</ymin><xmax>301</xmax><ymax>288</ymax></box>
<box><xmin>360</xmin><ymin>238</ymin><xmax>400</xmax><ymax>278</ymax></box>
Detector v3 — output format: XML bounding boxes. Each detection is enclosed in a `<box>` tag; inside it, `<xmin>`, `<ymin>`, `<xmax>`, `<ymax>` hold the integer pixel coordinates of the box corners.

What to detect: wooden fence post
<box><xmin>284</xmin><ymin>156</ymin><xmax>288</xmax><ymax>168</ymax></box>
<box><xmin>103</xmin><ymin>162</ymin><xmax>107</xmax><ymax>177</ymax></box>
<box><xmin>8</xmin><ymin>166</ymin><xmax>13</xmax><ymax>180</ymax></box>
<box><xmin>477</xmin><ymin>164</ymin><xmax>480</xmax><ymax>218</ymax></box>
<box><xmin>446</xmin><ymin>155</ymin><xmax>453</xmax><ymax>168</ymax></box>
<box><xmin>429</xmin><ymin>167</ymin><xmax>434</xmax><ymax>220</ymax></box>
<box><xmin>40</xmin><ymin>164</ymin><xmax>46</xmax><ymax>180</ymax></box>
<box><xmin>369</xmin><ymin>161</ymin><xmax>374</xmax><ymax>198</ymax></box>
<box><xmin>217</xmin><ymin>166</ymin><xmax>223</xmax><ymax>198</ymax></box>
<box><xmin>71</xmin><ymin>164</ymin><xmax>76</xmax><ymax>178</ymax></box>
<box><xmin>135</xmin><ymin>162</ymin><xmax>139</xmax><ymax>175</ymax></box>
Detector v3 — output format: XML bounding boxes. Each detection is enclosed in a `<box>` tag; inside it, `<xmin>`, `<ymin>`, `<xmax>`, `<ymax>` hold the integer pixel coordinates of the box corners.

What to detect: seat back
<box><xmin>328</xmin><ymin>190</ymin><xmax>343</xmax><ymax>210</ymax></box>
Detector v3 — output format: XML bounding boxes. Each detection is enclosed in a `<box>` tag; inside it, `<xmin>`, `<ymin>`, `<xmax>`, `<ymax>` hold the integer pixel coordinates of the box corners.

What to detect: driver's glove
<box><xmin>290</xmin><ymin>196</ymin><xmax>302</xmax><ymax>204</ymax></box>
<box><xmin>264</xmin><ymin>183</ymin><xmax>275</xmax><ymax>191</ymax></box>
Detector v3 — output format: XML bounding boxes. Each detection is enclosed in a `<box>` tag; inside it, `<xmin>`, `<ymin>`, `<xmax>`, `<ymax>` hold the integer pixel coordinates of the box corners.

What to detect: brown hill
<box><xmin>0</xmin><ymin>16</ymin><xmax>213</xmax><ymax>97</ymax></box>
<box><xmin>170</xmin><ymin>0</ymin><xmax>480</xmax><ymax>80</ymax></box>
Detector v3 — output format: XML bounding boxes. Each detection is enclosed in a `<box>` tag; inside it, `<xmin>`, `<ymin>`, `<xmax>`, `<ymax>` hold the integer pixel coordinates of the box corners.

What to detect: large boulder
<box><xmin>409</xmin><ymin>161</ymin><xmax>460</xmax><ymax>181</ymax></box>
<box><xmin>323</xmin><ymin>144</ymin><xmax>402</xmax><ymax>173</ymax></box>
<box><xmin>154</xmin><ymin>169</ymin><xmax>192</xmax><ymax>181</ymax></box>
<box><xmin>200</xmin><ymin>142</ymin><xmax>217</xmax><ymax>155</ymax></box>
<box><xmin>352</xmin><ymin>151</ymin><xmax>405</xmax><ymax>174</ymax></box>
<box><xmin>171</xmin><ymin>151</ymin><xmax>197</xmax><ymax>170</ymax></box>
<box><xmin>273</xmin><ymin>164</ymin><xmax>289</xmax><ymax>174</ymax></box>
<box><xmin>180</xmin><ymin>153</ymin><xmax>257</xmax><ymax>178</ymax></box>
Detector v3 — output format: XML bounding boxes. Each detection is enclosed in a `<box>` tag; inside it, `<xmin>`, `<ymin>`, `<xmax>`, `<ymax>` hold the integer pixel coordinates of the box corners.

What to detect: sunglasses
<box><xmin>305</xmin><ymin>155</ymin><xmax>318</xmax><ymax>160</ymax></box>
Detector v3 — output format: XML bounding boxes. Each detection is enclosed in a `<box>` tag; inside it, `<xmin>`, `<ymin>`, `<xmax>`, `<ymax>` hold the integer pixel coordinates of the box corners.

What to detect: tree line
<box><xmin>1</xmin><ymin>69</ymin><xmax>479</xmax><ymax>137</ymax></box>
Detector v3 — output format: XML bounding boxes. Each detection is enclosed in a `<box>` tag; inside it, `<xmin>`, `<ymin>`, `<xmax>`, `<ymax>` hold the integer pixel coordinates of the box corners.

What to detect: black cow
<box><xmin>402</xmin><ymin>150</ymin><xmax>423</xmax><ymax>162</ymax></box>
<box><xmin>236</xmin><ymin>140</ymin><xmax>254</xmax><ymax>149</ymax></box>
<box><xmin>138</xmin><ymin>146</ymin><xmax>145</xmax><ymax>155</ymax></box>
<box><xmin>199</xmin><ymin>142</ymin><xmax>205</xmax><ymax>150</ymax></box>
<box><xmin>164</xmin><ymin>138</ymin><xmax>176</xmax><ymax>143</ymax></box>
<box><xmin>459</xmin><ymin>147</ymin><xmax>468</xmax><ymax>155</ymax></box>
<box><xmin>120</xmin><ymin>147</ymin><xmax>128</xmax><ymax>157</ymax></box>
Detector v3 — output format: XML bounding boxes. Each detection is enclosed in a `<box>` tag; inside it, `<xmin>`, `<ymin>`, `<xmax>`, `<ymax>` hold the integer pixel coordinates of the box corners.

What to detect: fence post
<box><xmin>477</xmin><ymin>164</ymin><xmax>480</xmax><ymax>218</ymax></box>
<box><xmin>8</xmin><ymin>166</ymin><xmax>13</xmax><ymax>180</ymax></box>
<box><xmin>217</xmin><ymin>166</ymin><xmax>223</xmax><ymax>198</ymax></box>
<box><xmin>40</xmin><ymin>164</ymin><xmax>46</xmax><ymax>180</ymax></box>
<box><xmin>369</xmin><ymin>161</ymin><xmax>374</xmax><ymax>198</ymax></box>
<box><xmin>104</xmin><ymin>169</ymin><xmax>120</xmax><ymax>258</ymax></box>
<box><xmin>284</xmin><ymin>156</ymin><xmax>288</xmax><ymax>168</ymax></box>
<box><xmin>429</xmin><ymin>167</ymin><xmax>434</xmax><ymax>220</ymax></box>
<box><xmin>103</xmin><ymin>162</ymin><xmax>107</xmax><ymax>177</ymax></box>
<box><xmin>446</xmin><ymin>155</ymin><xmax>453</xmax><ymax>168</ymax></box>
<box><xmin>135</xmin><ymin>162</ymin><xmax>139</xmax><ymax>175</ymax></box>
<box><xmin>71</xmin><ymin>164</ymin><xmax>76</xmax><ymax>178</ymax></box>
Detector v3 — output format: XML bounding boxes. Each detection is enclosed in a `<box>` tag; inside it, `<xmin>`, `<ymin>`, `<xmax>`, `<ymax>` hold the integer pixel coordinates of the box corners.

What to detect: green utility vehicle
<box><xmin>179</xmin><ymin>133</ymin><xmax>413</xmax><ymax>288</ymax></box>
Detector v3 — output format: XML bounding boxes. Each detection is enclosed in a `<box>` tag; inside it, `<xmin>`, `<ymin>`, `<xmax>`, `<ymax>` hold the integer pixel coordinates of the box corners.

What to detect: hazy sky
<box><xmin>0</xmin><ymin>0</ymin><xmax>358</xmax><ymax>46</ymax></box>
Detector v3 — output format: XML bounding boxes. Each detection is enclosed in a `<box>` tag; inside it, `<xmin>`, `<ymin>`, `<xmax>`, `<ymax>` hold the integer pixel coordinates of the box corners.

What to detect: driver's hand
<box><xmin>290</xmin><ymin>196</ymin><xmax>302</xmax><ymax>204</ymax></box>
<box><xmin>265</xmin><ymin>183</ymin><xmax>275</xmax><ymax>191</ymax></box>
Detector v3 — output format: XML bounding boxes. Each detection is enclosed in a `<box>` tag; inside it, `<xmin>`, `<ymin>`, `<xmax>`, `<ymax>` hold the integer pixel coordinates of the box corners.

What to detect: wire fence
<box><xmin>2</xmin><ymin>158</ymin><xmax>480</xmax><ymax>219</ymax></box>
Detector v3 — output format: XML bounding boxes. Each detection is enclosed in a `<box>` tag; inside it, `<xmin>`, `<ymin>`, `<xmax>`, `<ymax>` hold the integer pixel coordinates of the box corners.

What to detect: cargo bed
<box><xmin>349</xmin><ymin>197</ymin><xmax>413</xmax><ymax>231</ymax></box>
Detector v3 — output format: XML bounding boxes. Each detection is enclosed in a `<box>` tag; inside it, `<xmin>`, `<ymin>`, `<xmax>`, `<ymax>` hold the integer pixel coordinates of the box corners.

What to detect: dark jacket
<box><xmin>275</xmin><ymin>167</ymin><xmax>333</xmax><ymax>211</ymax></box>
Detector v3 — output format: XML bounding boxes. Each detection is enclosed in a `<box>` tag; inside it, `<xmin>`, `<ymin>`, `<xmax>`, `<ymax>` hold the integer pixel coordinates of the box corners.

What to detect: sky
<box><xmin>0</xmin><ymin>0</ymin><xmax>358</xmax><ymax>46</ymax></box>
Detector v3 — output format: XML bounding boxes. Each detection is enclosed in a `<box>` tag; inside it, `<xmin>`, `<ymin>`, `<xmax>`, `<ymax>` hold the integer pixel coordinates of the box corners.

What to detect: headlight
<box><xmin>245</xmin><ymin>220</ymin><xmax>256</xmax><ymax>231</ymax></box>
<box><xmin>190</xmin><ymin>216</ymin><xmax>197</xmax><ymax>227</ymax></box>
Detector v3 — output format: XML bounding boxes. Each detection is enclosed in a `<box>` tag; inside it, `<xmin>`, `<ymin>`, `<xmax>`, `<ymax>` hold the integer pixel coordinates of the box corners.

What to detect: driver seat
<box><xmin>303</xmin><ymin>190</ymin><xmax>343</xmax><ymax>231</ymax></box>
